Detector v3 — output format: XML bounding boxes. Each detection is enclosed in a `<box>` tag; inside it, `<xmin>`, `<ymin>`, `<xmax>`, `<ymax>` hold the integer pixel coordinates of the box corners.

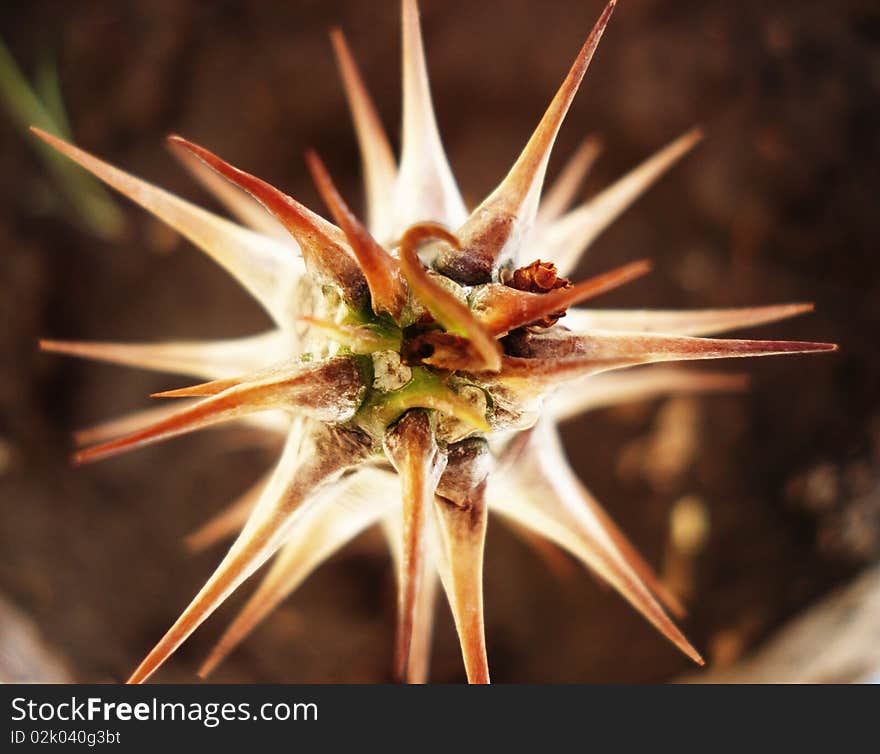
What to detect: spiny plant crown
<box><xmin>36</xmin><ymin>0</ymin><xmax>835</xmax><ymax>683</ymax></box>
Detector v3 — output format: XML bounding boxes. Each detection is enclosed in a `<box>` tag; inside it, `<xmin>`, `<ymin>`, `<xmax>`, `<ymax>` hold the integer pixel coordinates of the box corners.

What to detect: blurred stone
<box><xmin>0</xmin><ymin>594</ymin><xmax>73</xmax><ymax>683</ymax></box>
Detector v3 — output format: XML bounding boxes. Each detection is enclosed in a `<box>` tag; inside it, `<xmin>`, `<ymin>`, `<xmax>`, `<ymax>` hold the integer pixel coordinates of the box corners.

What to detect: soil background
<box><xmin>0</xmin><ymin>0</ymin><xmax>877</xmax><ymax>683</ymax></box>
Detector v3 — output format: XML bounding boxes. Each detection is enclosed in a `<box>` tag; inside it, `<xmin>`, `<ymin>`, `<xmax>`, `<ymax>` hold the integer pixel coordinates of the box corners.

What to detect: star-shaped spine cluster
<box><xmin>36</xmin><ymin>0</ymin><xmax>835</xmax><ymax>683</ymax></box>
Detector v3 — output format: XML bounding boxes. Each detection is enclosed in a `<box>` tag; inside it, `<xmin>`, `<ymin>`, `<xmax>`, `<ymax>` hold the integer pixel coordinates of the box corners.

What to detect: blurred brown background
<box><xmin>0</xmin><ymin>0</ymin><xmax>877</xmax><ymax>682</ymax></box>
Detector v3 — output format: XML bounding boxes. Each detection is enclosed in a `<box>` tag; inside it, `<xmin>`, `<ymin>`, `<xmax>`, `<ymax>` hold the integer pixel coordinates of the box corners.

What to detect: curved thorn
<box><xmin>398</xmin><ymin>223</ymin><xmax>502</xmax><ymax>371</ymax></box>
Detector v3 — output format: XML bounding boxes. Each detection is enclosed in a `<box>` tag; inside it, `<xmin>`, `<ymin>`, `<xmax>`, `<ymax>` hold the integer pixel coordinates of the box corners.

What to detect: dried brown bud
<box><xmin>500</xmin><ymin>259</ymin><xmax>573</xmax><ymax>327</ymax></box>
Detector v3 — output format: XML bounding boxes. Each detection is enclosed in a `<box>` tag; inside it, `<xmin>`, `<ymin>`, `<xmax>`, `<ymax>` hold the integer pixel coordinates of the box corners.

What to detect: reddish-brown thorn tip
<box><xmin>305</xmin><ymin>150</ymin><xmax>406</xmax><ymax>319</ymax></box>
<box><xmin>166</xmin><ymin>135</ymin><xmax>366</xmax><ymax>302</ymax></box>
<box><xmin>495</xmin><ymin>334</ymin><xmax>838</xmax><ymax>385</ymax></box>
<box><xmin>383</xmin><ymin>411</ymin><xmax>447</xmax><ymax>682</ymax></box>
<box><xmin>477</xmin><ymin>259</ymin><xmax>652</xmax><ymax>336</ymax></box>
<box><xmin>150</xmin><ymin>378</ymin><xmax>240</xmax><ymax>399</ymax></box>
<box><xmin>438</xmin><ymin>0</ymin><xmax>617</xmax><ymax>282</ymax></box>
<box><xmin>73</xmin><ymin>389</ymin><xmax>263</xmax><ymax>466</ymax></box>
